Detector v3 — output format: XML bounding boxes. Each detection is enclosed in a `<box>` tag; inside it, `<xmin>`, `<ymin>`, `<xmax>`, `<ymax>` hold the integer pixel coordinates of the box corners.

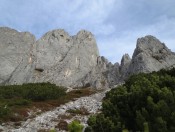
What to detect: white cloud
<box><xmin>0</xmin><ymin>0</ymin><xmax>117</xmax><ymax>36</ymax></box>
<box><xmin>96</xmin><ymin>0</ymin><xmax>175</xmax><ymax>63</ymax></box>
<box><xmin>0</xmin><ymin>0</ymin><xmax>175</xmax><ymax>63</ymax></box>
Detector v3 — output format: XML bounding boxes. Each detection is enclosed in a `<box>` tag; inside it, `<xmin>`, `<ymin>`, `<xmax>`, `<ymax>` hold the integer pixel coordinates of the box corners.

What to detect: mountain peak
<box><xmin>76</xmin><ymin>30</ymin><xmax>94</xmax><ymax>41</ymax></box>
<box><xmin>133</xmin><ymin>35</ymin><xmax>169</xmax><ymax>58</ymax></box>
<box><xmin>129</xmin><ymin>35</ymin><xmax>175</xmax><ymax>74</ymax></box>
<box><xmin>0</xmin><ymin>27</ymin><xmax>175</xmax><ymax>89</ymax></box>
<box><xmin>121</xmin><ymin>54</ymin><xmax>131</xmax><ymax>66</ymax></box>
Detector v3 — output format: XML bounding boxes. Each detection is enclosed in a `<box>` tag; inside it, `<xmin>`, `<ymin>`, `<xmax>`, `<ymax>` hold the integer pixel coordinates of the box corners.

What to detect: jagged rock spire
<box><xmin>0</xmin><ymin>27</ymin><xmax>175</xmax><ymax>89</ymax></box>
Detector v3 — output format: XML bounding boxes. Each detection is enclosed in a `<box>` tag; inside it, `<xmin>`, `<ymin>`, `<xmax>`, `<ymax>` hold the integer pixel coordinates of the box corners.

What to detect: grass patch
<box><xmin>0</xmin><ymin>85</ymin><xmax>96</xmax><ymax>123</ymax></box>
<box><xmin>0</xmin><ymin>82</ymin><xmax>66</xmax><ymax>122</ymax></box>
<box><xmin>0</xmin><ymin>82</ymin><xmax>66</xmax><ymax>101</ymax></box>
<box><xmin>67</xmin><ymin>107</ymin><xmax>89</xmax><ymax>115</ymax></box>
<box><xmin>68</xmin><ymin>120</ymin><xmax>84</xmax><ymax>132</ymax></box>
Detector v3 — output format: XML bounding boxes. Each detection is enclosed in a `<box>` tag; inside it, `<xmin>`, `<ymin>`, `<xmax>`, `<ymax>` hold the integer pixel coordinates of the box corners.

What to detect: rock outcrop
<box><xmin>119</xmin><ymin>54</ymin><xmax>131</xmax><ymax>81</ymax></box>
<box><xmin>0</xmin><ymin>27</ymin><xmax>175</xmax><ymax>89</ymax></box>
<box><xmin>0</xmin><ymin>27</ymin><xmax>35</xmax><ymax>85</ymax></box>
<box><xmin>128</xmin><ymin>35</ymin><xmax>175</xmax><ymax>74</ymax></box>
<box><xmin>74</xmin><ymin>56</ymin><xmax>120</xmax><ymax>89</ymax></box>
<box><xmin>32</xmin><ymin>29</ymin><xmax>99</xmax><ymax>88</ymax></box>
<box><xmin>82</xmin><ymin>35</ymin><xmax>175</xmax><ymax>87</ymax></box>
<box><xmin>1</xmin><ymin>28</ymin><xmax>100</xmax><ymax>88</ymax></box>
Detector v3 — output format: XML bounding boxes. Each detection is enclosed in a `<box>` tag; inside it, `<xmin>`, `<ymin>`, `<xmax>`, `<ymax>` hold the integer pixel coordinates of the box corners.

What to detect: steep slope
<box><xmin>1</xmin><ymin>27</ymin><xmax>101</xmax><ymax>88</ymax></box>
<box><xmin>73</xmin><ymin>35</ymin><xmax>175</xmax><ymax>88</ymax></box>
<box><xmin>1</xmin><ymin>27</ymin><xmax>175</xmax><ymax>89</ymax></box>
<box><xmin>75</xmin><ymin>56</ymin><xmax>120</xmax><ymax>89</ymax></box>
<box><xmin>30</xmin><ymin>29</ymin><xmax>99</xmax><ymax>87</ymax></box>
<box><xmin>1</xmin><ymin>90</ymin><xmax>108</xmax><ymax>132</ymax></box>
<box><xmin>0</xmin><ymin>27</ymin><xmax>35</xmax><ymax>85</ymax></box>
<box><xmin>128</xmin><ymin>35</ymin><xmax>175</xmax><ymax>74</ymax></box>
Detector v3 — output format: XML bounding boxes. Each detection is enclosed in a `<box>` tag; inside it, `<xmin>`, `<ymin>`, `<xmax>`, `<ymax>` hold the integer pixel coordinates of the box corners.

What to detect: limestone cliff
<box><xmin>2</xmin><ymin>28</ymin><xmax>100</xmax><ymax>88</ymax></box>
<box><xmin>128</xmin><ymin>35</ymin><xmax>175</xmax><ymax>74</ymax></box>
<box><xmin>0</xmin><ymin>27</ymin><xmax>35</xmax><ymax>85</ymax></box>
<box><xmin>0</xmin><ymin>27</ymin><xmax>175</xmax><ymax>89</ymax></box>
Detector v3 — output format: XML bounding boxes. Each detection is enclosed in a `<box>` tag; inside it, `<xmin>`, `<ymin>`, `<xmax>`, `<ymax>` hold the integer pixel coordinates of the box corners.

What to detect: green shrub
<box><xmin>49</xmin><ymin>128</ymin><xmax>56</xmax><ymax>132</ymax></box>
<box><xmin>7</xmin><ymin>99</ymin><xmax>30</xmax><ymax>106</ymax></box>
<box><xmin>68</xmin><ymin>120</ymin><xmax>84</xmax><ymax>132</ymax></box>
<box><xmin>0</xmin><ymin>82</ymin><xmax>66</xmax><ymax>101</ymax></box>
<box><xmin>84</xmin><ymin>126</ymin><xmax>93</xmax><ymax>132</ymax></box>
<box><xmin>87</xmin><ymin>68</ymin><xmax>175</xmax><ymax>132</ymax></box>
<box><xmin>0</xmin><ymin>82</ymin><xmax>67</xmax><ymax>120</ymax></box>
<box><xmin>0</xmin><ymin>105</ymin><xmax>10</xmax><ymax>118</ymax></box>
<box><xmin>85</xmin><ymin>114</ymin><xmax>116</xmax><ymax>132</ymax></box>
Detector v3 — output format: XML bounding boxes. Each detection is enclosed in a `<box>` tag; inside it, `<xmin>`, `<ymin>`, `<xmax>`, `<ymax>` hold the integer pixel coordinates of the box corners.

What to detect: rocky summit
<box><xmin>0</xmin><ymin>27</ymin><xmax>175</xmax><ymax>89</ymax></box>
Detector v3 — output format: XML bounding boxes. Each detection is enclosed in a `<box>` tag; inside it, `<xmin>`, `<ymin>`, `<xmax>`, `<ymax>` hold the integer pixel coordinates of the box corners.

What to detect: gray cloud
<box><xmin>0</xmin><ymin>0</ymin><xmax>175</xmax><ymax>63</ymax></box>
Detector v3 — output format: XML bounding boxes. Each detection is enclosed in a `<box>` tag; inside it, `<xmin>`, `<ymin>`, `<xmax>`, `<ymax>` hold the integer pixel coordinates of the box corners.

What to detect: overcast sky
<box><xmin>0</xmin><ymin>0</ymin><xmax>175</xmax><ymax>63</ymax></box>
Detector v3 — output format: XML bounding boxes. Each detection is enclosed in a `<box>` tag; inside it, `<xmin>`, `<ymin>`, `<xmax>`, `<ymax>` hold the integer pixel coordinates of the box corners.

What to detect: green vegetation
<box><xmin>67</xmin><ymin>107</ymin><xmax>89</xmax><ymax>115</ymax></box>
<box><xmin>68</xmin><ymin>120</ymin><xmax>84</xmax><ymax>132</ymax></box>
<box><xmin>0</xmin><ymin>82</ymin><xmax>66</xmax><ymax>121</ymax></box>
<box><xmin>86</xmin><ymin>68</ymin><xmax>175</xmax><ymax>132</ymax></box>
<box><xmin>0</xmin><ymin>84</ymin><xmax>96</xmax><ymax>122</ymax></box>
<box><xmin>0</xmin><ymin>82</ymin><xmax>66</xmax><ymax>101</ymax></box>
<box><xmin>49</xmin><ymin>128</ymin><xmax>56</xmax><ymax>132</ymax></box>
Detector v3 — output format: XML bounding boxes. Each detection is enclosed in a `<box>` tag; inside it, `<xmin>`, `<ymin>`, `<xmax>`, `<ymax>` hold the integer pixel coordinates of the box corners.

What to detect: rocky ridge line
<box><xmin>0</xmin><ymin>27</ymin><xmax>175</xmax><ymax>89</ymax></box>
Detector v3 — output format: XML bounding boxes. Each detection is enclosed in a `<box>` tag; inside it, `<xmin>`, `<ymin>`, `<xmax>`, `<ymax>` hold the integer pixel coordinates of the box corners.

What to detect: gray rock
<box><xmin>31</xmin><ymin>29</ymin><xmax>99</xmax><ymax>87</ymax></box>
<box><xmin>119</xmin><ymin>54</ymin><xmax>131</xmax><ymax>81</ymax></box>
<box><xmin>2</xmin><ymin>90</ymin><xmax>108</xmax><ymax>132</ymax></box>
<box><xmin>0</xmin><ymin>27</ymin><xmax>35</xmax><ymax>85</ymax></box>
<box><xmin>83</xmin><ymin>35</ymin><xmax>175</xmax><ymax>88</ymax></box>
<box><xmin>2</xmin><ymin>28</ymin><xmax>100</xmax><ymax>88</ymax></box>
<box><xmin>128</xmin><ymin>35</ymin><xmax>175</xmax><ymax>74</ymax></box>
<box><xmin>74</xmin><ymin>56</ymin><xmax>120</xmax><ymax>89</ymax></box>
<box><xmin>74</xmin><ymin>56</ymin><xmax>110</xmax><ymax>89</ymax></box>
<box><xmin>1</xmin><ymin>27</ymin><xmax>175</xmax><ymax>89</ymax></box>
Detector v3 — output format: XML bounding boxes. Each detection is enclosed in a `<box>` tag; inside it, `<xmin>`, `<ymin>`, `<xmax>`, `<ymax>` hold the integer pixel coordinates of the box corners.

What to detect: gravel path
<box><xmin>0</xmin><ymin>90</ymin><xmax>109</xmax><ymax>132</ymax></box>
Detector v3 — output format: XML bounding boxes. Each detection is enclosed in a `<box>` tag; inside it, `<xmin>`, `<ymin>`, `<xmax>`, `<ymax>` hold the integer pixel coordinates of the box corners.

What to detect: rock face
<box><xmin>0</xmin><ymin>27</ymin><xmax>35</xmax><ymax>85</ymax></box>
<box><xmin>32</xmin><ymin>29</ymin><xmax>99</xmax><ymax>87</ymax></box>
<box><xmin>119</xmin><ymin>54</ymin><xmax>131</xmax><ymax>81</ymax></box>
<box><xmin>0</xmin><ymin>27</ymin><xmax>175</xmax><ymax>89</ymax></box>
<box><xmin>82</xmin><ymin>35</ymin><xmax>175</xmax><ymax>87</ymax></box>
<box><xmin>74</xmin><ymin>56</ymin><xmax>120</xmax><ymax>89</ymax></box>
<box><xmin>128</xmin><ymin>35</ymin><xmax>175</xmax><ymax>74</ymax></box>
<box><xmin>2</xmin><ymin>28</ymin><xmax>100</xmax><ymax>88</ymax></box>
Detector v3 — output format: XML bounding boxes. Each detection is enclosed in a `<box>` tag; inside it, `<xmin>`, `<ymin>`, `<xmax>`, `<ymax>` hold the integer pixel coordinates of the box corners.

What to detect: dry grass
<box><xmin>59</xmin><ymin>114</ymin><xmax>73</xmax><ymax>120</ymax></box>
<box><xmin>37</xmin><ymin>129</ymin><xmax>50</xmax><ymax>132</ymax></box>
<box><xmin>55</xmin><ymin>120</ymin><xmax>68</xmax><ymax>131</ymax></box>
<box><xmin>2</xmin><ymin>87</ymin><xmax>96</xmax><ymax>123</ymax></box>
<box><xmin>67</xmin><ymin>107</ymin><xmax>89</xmax><ymax>116</ymax></box>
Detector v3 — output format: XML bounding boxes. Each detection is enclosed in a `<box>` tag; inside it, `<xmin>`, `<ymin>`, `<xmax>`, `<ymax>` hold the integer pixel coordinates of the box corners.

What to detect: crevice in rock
<box><xmin>35</xmin><ymin>68</ymin><xmax>44</xmax><ymax>72</ymax></box>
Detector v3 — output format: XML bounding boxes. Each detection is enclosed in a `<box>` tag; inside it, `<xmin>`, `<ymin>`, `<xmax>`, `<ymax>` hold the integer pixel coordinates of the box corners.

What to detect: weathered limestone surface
<box><xmin>0</xmin><ymin>27</ymin><xmax>101</xmax><ymax>88</ymax></box>
<box><xmin>31</xmin><ymin>29</ymin><xmax>100</xmax><ymax>87</ymax></box>
<box><xmin>128</xmin><ymin>35</ymin><xmax>175</xmax><ymax>74</ymax></box>
<box><xmin>1</xmin><ymin>27</ymin><xmax>175</xmax><ymax>89</ymax></box>
<box><xmin>74</xmin><ymin>56</ymin><xmax>120</xmax><ymax>89</ymax></box>
<box><xmin>0</xmin><ymin>27</ymin><xmax>35</xmax><ymax>85</ymax></box>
